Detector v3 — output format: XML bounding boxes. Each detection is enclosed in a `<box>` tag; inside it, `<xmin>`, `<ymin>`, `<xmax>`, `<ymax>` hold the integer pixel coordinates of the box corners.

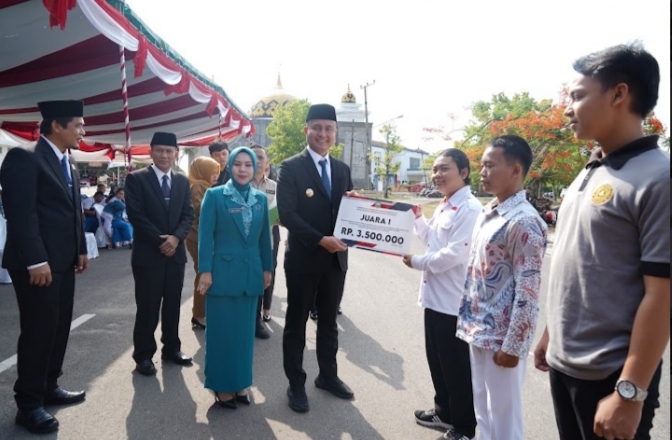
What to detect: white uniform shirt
<box><xmin>411</xmin><ymin>186</ymin><xmax>482</xmax><ymax>316</ymax></box>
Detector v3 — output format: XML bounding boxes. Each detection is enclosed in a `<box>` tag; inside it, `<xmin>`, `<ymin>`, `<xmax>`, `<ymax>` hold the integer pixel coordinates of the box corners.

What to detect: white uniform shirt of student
<box><xmin>412</xmin><ymin>186</ymin><xmax>482</xmax><ymax>316</ymax></box>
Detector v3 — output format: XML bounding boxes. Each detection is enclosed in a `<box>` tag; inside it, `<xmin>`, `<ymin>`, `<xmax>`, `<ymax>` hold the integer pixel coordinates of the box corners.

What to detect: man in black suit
<box><xmin>208</xmin><ymin>140</ymin><xmax>230</xmax><ymax>186</ymax></box>
<box><xmin>278</xmin><ymin>104</ymin><xmax>354</xmax><ymax>413</ymax></box>
<box><xmin>0</xmin><ymin>100</ymin><xmax>89</xmax><ymax>434</ymax></box>
<box><xmin>125</xmin><ymin>132</ymin><xmax>195</xmax><ymax>376</ymax></box>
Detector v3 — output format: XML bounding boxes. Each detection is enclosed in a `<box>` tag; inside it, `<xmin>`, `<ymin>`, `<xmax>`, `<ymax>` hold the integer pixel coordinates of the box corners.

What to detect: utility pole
<box><xmin>349</xmin><ymin>119</ymin><xmax>355</xmax><ymax>170</ymax></box>
<box><xmin>361</xmin><ymin>80</ymin><xmax>375</xmax><ymax>189</ymax></box>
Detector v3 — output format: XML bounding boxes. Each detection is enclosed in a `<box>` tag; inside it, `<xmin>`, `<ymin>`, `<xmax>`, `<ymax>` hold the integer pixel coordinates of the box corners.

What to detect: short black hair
<box><xmin>94</xmin><ymin>191</ymin><xmax>104</xmax><ymax>197</ymax></box>
<box><xmin>250</xmin><ymin>144</ymin><xmax>267</xmax><ymax>155</ymax></box>
<box><xmin>208</xmin><ymin>141</ymin><xmax>229</xmax><ymax>154</ymax></box>
<box><xmin>573</xmin><ymin>42</ymin><xmax>660</xmax><ymax>118</ymax></box>
<box><xmin>488</xmin><ymin>135</ymin><xmax>533</xmax><ymax>177</ymax></box>
<box><xmin>438</xmin><ymin>148</ymin><xmax>471</xmax><ymax>186</ymax></box>
<box><xmin>39</xmin><ymin>118</ymin><xmax>74</xmax><ymax>135</ymax></box>
<box><xmin>115</xmin><ymin>187</ymin><xmax>125</xmax><ymax>195</ymax></box>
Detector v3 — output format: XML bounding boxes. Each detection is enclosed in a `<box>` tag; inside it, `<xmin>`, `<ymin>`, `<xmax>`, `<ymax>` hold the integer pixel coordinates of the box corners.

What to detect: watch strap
<box><xmin>616</xmin><ymin>379</ymin><xmax>648</xmax><ymax>402</ymax></box>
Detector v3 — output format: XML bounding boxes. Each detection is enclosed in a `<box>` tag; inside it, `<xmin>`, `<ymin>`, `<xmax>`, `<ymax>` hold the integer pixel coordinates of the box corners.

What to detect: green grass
<box><xmin>421</xmin><ymin>201</ymin><xmax>441</xmax><ymax>218</ymax></box>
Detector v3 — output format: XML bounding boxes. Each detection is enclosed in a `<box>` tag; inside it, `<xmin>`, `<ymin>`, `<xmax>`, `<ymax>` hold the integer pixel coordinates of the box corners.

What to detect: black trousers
<box><xmin>549</xmin><ymin>363</ymin><xmax>662</xmax><ymax>440</ymax></box>
<box><xmin>257</xmin><ymin>225</ymin><xmax>281</xmax><ymax>318</ymax></box>
<box><xmin>424</xmin><ymin>308</ymin><xmax>477</xmax><ymax>437</ymax></box>
<box><xmin>283</xmin><ymin>260</ymin><xmax>345</xmax><ymax>387</ymax></box>
<box><xmin>132</xmin><ymin>262</ymin><xmax>186</xmax><ymax>362</ymax></box>
<box><xmin>10</xmin><ymin>269</ymin><xmax>75</xmax><ymax>410</ymax></box>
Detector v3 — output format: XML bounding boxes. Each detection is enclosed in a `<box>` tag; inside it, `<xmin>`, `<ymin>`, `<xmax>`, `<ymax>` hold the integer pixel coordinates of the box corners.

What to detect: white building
<box><xmin>335</xmin><ymin>86</ymin><xmax>372</xmax><ymax>189</ymax></box>
<box><xmin>370</xmin><ymin>140</ymin><xmax>430</xmax><ymax>190</ymax></box>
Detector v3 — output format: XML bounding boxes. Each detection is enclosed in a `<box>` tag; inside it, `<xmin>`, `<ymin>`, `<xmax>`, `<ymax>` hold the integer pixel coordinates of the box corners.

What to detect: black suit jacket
<box><xmin>213</xmin><ymin>168</ymin><xmax>230</xmax><ymax>187</ymax></box>
<box><xmin>0</xmin><ymin>138</ymin><xmax>86</xmax><ymax>272</ymax></box>
<box><xmin>277</xmin><ymin>149</ymin><xmax>353</xmax><ymax>274</ymax></box>
<box><xmin>125</xmin><ymin>167</ymin><xmax>194</xmax><ymax>266</ymax></box>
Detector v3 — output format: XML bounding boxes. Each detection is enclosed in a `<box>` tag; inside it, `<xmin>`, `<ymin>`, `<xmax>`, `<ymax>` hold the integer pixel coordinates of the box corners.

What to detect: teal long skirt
<box><xmin>204</xmin><ymin>294</ymin><xmax>258</xmax><ymax>393</ymax></box>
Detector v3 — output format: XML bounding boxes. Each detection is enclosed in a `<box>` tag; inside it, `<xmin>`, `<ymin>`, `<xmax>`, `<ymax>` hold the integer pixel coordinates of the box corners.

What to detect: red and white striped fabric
<box><xmin>0</xmin><ymin>0</ymin><xmax>254</xmax><ymax>149</ymax></box>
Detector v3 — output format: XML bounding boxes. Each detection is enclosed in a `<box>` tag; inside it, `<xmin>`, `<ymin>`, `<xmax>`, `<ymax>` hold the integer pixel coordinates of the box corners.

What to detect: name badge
<box><xmin>228</xmin><ymin>208</ymin><xmax>243</xmax><ymax>214</ymax></box>
<box><xmin>266</xmin><ymin>189</ymin><xmax>276</xmax><ymax>195</ymax></box>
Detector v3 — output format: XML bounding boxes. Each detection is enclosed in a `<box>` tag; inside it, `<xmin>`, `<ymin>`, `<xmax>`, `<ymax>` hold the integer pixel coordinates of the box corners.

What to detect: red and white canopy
<box><xmin>0</xmin><ymin>0</ymin><xmax>254</xmax><ymax>155</ymax></box>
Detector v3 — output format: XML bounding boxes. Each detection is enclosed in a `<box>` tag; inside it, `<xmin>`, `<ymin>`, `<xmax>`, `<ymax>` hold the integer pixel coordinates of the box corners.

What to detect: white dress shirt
<box><xmin>307</xmin><ymin>147</ymin><xmax>331</xmax><ymax>185</ymax></box>
<box><xmin>411</xmin><ymin>186</ymin><xmax>483</xmax><ymax>316</ymax></box>
<box><xmin>42</xmin><ymin>135</ymin><xmax>71</xmax><ymax>181</ymax></box>
<box><xmin>151</xmin><ymin>165</ymin><xmax>172</xmax><ymax>189</ymax></box>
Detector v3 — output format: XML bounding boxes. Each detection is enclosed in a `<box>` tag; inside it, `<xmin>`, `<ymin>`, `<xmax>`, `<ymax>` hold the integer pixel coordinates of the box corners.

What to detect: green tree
<box><xmin>422</xmin><ymin>151</ymin><xmax>440</xmax><ymax>173</ymax></box>
<box><xmin>426</xmin><ymin>92</ymin><xmax>581</xmax><ymax>195</ymax></box>
<box><xmin>426</xmin><ymin>91</ymin><xmax>669</xmax><ymax>197</ymax></box>
<box><xmin>266</xmin><ymin>99</ymin><xmax>343</xmax><ymax>163</ymax></box>
<box><xmin>266</xmin><ymin>99</ymin><xmax>310</xmax><ymax>164</ymax></box>
<box><xmin>331</xmin><ymin>143</ymin><xmax>344</xmax><ymax>161</ymax></box>
<box><xmin>374</xmin><ymin>124</ymin><xmax>403</xmax><ymax>198</ymax></box>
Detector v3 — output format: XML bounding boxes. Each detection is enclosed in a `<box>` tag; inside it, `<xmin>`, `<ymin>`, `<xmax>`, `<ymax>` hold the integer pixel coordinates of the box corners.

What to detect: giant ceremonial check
<box><xmin>334</xmin><ymin>196</ymin><xmax>415</xmax><ymax>256</ymax></box>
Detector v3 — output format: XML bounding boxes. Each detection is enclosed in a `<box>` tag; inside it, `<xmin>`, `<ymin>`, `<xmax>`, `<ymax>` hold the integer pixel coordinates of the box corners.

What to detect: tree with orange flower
<box><xmin>425</xmin><ymin>91</ymin><xmax>668</xmax><ymax>197</ymax></box>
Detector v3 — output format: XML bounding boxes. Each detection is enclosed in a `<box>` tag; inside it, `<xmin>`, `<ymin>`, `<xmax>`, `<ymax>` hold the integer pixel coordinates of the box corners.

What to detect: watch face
<box><xmin>618</xmin><ymin>381</ymin><xmax>637</xmax><ymax>399</ymax></box>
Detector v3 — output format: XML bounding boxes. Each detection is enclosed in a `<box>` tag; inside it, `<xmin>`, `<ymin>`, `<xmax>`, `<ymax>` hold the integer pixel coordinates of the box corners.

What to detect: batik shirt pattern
<box><xmin>456</xmin><ymin>190</ymin><xmax>547</xmax><ymax>357</ymax></box>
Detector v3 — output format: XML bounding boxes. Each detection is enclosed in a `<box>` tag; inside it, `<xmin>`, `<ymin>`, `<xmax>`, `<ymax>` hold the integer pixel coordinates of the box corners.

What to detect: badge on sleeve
<box><xmin>591</xmin><ymin>183</ymin><xmax>614</xmax><ymax>205</ymax></box>
<box><xmin>305</xmin><ymin>188</ymin><xmax>314</xmax><ymax>198</ymax></box>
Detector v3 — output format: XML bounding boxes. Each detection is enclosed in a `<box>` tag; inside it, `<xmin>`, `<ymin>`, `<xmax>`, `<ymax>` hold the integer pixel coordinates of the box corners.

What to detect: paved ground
<box><xmin>0</xmin><ymin>230</ymin><xmax>668</xmax><ymax>439</ymax></box>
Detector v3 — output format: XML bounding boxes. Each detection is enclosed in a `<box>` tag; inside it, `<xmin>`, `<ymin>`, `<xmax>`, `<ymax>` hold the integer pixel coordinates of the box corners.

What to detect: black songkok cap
<box><xmin>306</xmin><ymin>104</ymin><xmax>337</xmax><ymax>122</ymax></box>
<box><xmin>37</xmin><ymin>100</ymin><xmax>84</xmax><ymax>119</ymax></box>
<box><xmin>150</xmin><ymin>132</ymin><xmax>178</xmax><ymax>148</ymax></box>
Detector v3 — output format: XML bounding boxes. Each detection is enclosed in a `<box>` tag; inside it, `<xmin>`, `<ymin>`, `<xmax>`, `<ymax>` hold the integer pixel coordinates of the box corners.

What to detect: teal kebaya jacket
<box><xmin>198</xmin><ymin>184</ymin><xmax>273</xmax><ymax>297</ymax></box>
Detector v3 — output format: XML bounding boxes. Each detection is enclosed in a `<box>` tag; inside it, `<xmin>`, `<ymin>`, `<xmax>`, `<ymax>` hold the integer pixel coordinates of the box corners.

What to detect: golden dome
<box><xmin>249</xmin><ymin>74</ymin><xmax>297</xmax><ymax>118</ymax></box>
<box><xmin>341</xmin><ymin>84</ymin><xmax>356</xmax><ymax>104</ymax></box>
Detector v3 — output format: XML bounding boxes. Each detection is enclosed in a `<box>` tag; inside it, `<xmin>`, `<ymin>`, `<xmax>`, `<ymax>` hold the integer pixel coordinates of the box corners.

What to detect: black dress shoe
<box><xmin>235</xmin><ymin>393</ymin><xmax>251</xmax><ymax>405</ymax></box>
<box><xmin>287</xmin><ymin>386</ymin><xmax>309</xmax><ymax>413</ymax></box>
<box><xmin>314</xmin><ymin>375</ymin><xmax>354</xmax><ymax>400</ymax></box>
<box><xmin>191</xmin><ymin>317</ymin><xmax>206</xmax><ymax>330</ymax></box>
<box><xmin>16</xmin><ymin>407</ymin><xmax>59</xmax><ymax>434</ymax></box>
<box><xmin>215</xmin><ymin>393</ymin><xmax>237</xmax><ymax>409</ymax></box>
<box><xmin>135</xmin><ymin>359</ymin><xmax>157</xmax><ymax>376</ymax></box>
<box><xmin>44</xmin><ymin>387</ymin><xmax>86</xmax><ymax>405</ymax></box>
<box><xmin>161</xmin><ymin>351</ymin><xmax>193</xmax><ymax>365</ymax></box>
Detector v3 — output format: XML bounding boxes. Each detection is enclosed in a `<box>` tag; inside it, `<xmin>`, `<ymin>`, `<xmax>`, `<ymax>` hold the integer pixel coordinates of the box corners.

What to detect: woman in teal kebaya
<box><xmin>197</xmin><ymin>147</ymin><xmax>273</xmax><ymax>408</ymax></box>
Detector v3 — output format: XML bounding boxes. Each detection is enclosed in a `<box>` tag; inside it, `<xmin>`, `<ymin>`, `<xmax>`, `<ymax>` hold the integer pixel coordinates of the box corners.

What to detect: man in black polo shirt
<box><xmin>534</xmin><ymin>43</ymin><xmax>669</xmax><ymax>440</ymax></box>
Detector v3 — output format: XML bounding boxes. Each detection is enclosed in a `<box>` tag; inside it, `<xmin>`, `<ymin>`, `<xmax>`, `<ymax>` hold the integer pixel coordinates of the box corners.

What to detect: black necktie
<box><xmin>162</xmin><ymin>175</ymin><xmax>170</xmax><ymax>205</ymax></box>
<box><xmin>319</xmin><ymin>159</ymin><xmax>331</xmax><ymax>200</ymax></box>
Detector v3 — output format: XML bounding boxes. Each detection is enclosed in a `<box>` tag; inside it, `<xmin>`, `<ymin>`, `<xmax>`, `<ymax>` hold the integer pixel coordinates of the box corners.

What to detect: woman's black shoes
<box><xmin>235</xmin><ymin>393</ymin><xmax>251</xmax><ymax>405</ymax></box>
<box><xmin>191</xmin><ymin>317</ymin><xmax>206</xmax><ymax>330</ymax></box>
<box><xmin>214</xmin><ymin>393</ymin><xmax>237</xmax><ymax>409</ymax></box>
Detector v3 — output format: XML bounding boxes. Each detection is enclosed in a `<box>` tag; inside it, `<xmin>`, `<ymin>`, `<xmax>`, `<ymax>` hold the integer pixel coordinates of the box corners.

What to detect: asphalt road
<box><xmin>0</xmin><ymin>230</ymin><xmax>668</xmax><ymax>440</ymax></box>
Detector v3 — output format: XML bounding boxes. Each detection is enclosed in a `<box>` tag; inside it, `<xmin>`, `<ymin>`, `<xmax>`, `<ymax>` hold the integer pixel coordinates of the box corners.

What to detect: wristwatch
<box><xmin>615</xmin><ymin>379</ymin><xmax>648</xmax><ymax>402</ymax></box>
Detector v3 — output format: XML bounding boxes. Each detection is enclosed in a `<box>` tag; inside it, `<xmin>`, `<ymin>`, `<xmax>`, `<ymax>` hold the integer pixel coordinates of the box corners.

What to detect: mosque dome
<box><xmin>341</xmin><ymin>85</ymin><xmax>356</xmax><ymax>104</ymax></box>
<box><xmin>249</xmin><ymin>74</ymin><xmax>297</xmax><ymax>118</ymax></box>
